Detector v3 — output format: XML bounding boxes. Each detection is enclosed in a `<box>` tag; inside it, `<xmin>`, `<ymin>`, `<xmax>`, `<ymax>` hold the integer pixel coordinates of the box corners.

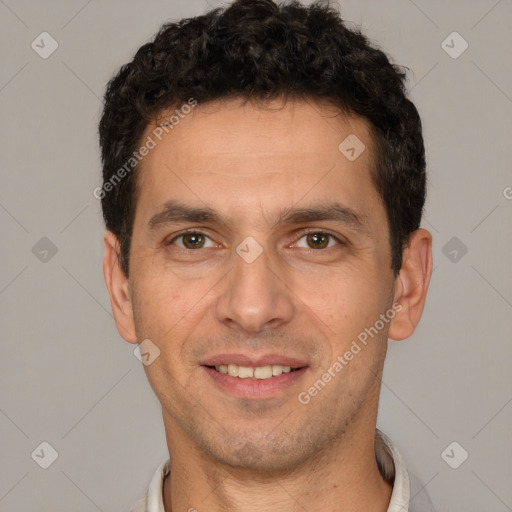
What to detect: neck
<box><xmin>162</xmin><ymin>414</ymin><xmax>393</xmax><ymax>512</ymax></box>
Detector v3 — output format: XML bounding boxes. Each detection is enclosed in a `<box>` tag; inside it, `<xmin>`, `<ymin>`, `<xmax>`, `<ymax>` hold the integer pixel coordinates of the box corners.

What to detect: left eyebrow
<box><xmin>277</xmin><ymin>202</ymin><xmax>368</xmax><ymax>232</ymax></box>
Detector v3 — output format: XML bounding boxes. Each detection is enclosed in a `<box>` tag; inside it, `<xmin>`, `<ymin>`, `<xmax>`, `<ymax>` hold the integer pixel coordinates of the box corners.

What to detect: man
<box><xmin>99</xmin><ymin>1</ymin><xmax>434</xmax><ymax>510</ymax></box>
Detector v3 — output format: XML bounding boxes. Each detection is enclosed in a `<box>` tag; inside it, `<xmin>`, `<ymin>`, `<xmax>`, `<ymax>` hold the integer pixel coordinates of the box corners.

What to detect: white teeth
<box><xmin>272</xmin><ymin>365</ymin><xmax>282</xmax><ymax>376</ymax></box>
<box><xmin>212</xmin><ymin>363</ymin><xmax>296</xmax><ymax>380</ymax></box>
<box><xmin>238</xmin><ymin>366</ymin><xmax>254</xmax><ymax>378</ymax></box>
<box><xmin>254</xmin><ymin>365</ymin><xmax>272</xmax><ymax>379</ymax></box>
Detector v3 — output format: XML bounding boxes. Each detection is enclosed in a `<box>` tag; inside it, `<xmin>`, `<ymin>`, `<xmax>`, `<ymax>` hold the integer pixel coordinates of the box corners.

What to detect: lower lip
<box><xmin>202</xmin><ymin>366</ymin><xmax>308</xmax><ymax>399</ymax></box>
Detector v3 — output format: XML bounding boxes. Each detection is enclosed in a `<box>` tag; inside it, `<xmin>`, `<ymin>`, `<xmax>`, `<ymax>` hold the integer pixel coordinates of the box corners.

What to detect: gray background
<box><xmin>1</xmin><ymin>0</ymin><xmax>511</xmax><ymax>510</ymax></box>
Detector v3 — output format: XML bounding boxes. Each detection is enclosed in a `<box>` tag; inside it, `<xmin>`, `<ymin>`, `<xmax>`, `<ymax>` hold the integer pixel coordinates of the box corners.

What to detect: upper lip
<box><xmin>201</xmin><ymin>353</ymin><xmax>308</xmax><ymax>368</ymax></box>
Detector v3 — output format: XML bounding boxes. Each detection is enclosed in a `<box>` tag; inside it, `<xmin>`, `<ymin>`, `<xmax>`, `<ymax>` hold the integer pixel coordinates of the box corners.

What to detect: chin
<box><xmin>199</xmin><ymin>428</ymin><xmax>315</xmax><ymax>473</ymax></box>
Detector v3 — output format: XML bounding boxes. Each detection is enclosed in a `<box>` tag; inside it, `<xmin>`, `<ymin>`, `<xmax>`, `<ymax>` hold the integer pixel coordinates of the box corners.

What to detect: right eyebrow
<box><xmin>147</xmin><ymin>200</ymin><xmax>229</xmax><ymax>231</ymax></box>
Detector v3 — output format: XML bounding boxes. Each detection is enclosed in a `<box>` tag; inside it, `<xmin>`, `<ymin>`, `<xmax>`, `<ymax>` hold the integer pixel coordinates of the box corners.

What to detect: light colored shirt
<box><xmin>131</xmin><ymin>430</ymin><xmax>436</xmax><ymax>512</ymax></box>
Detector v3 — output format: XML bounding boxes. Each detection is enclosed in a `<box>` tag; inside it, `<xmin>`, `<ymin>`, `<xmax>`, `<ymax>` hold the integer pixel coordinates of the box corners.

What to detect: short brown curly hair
<box><xmin>99</xmin><ymin>0</ymin><xmax>426</xmax><ymax>276</ymax></box>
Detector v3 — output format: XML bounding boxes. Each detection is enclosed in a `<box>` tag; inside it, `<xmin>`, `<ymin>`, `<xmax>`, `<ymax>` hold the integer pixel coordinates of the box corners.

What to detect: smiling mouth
<box><xmin>205</xmin><ymin>364</ymin><xmax>304</xmax><ymax>380</ymax></box>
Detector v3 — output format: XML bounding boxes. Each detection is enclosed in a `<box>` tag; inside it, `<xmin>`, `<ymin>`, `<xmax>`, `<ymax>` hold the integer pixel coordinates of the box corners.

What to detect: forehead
<box><xmin>134</xmin><ymin>98</ymin><xmax>383</xmax><ymax>228</ymax></box>
<box><xmin>142</xmin><ymin>97</ymin><xmax>374</xmax><ymax>167</ymax></box>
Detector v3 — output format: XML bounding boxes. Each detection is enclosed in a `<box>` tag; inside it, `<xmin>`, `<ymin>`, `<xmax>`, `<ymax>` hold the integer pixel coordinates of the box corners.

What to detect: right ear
<box><xmin>103</xmin><ymin>231</ymin><xmax>138</xmax><ymax>344</ymax></box>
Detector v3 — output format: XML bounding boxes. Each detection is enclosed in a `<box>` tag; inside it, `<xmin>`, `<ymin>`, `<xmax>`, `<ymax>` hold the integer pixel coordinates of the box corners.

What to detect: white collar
<box><xmin>131</xmin><ymin>431</ymin><xmax>419</xmax><ymax>512</ymax></box>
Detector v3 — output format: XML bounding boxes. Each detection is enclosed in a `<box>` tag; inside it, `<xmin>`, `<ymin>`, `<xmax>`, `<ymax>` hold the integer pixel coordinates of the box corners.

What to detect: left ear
<box><xmin>388</xmin><ymin>228</ymin><xmax>433</xmax><ymax>341</ymax></box>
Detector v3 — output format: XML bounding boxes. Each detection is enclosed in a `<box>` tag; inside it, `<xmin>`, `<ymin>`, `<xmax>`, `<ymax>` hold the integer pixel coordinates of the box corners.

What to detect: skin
<box><xmin>103</xmin><ymin>97</ymin><xmax>432</xmax><ymax>512</ymax></box>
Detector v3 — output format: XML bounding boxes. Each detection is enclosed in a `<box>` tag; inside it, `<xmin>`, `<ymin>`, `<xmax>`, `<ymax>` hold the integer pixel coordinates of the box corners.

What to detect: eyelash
<box><xmin>165</xmin><ymin>228</ymin><xmax>343</xmax><ymax>250</ymax></box>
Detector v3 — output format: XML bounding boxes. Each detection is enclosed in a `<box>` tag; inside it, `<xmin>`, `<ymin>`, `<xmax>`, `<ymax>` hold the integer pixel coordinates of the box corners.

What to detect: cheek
<box><xmin>298</xmin><ymin>266</ymin><xmax>387</xmax><ymax>339</ymax></box>
<box><xmin>132</xmin><ymin>268</ymin><xmax>220</xmax><ymax>373</ymax></box>
<box><xmin>132</xmin><ymin>270</ymin><xmax>187</xmax><ymax>338</ymax></box>
<box><xmin>133</xmin><ymin>274</ymin><xmax>202</xmax><ymax>391</ymax></box>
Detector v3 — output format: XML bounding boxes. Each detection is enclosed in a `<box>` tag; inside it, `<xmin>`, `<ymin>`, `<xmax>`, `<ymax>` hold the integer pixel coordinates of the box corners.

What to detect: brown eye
<box><xmin>306</xmin><ymin>233</ymin><xmax>330</xmax><ymax>249</ymax></box>
<box><xmin>183</xmin><ymin>233</ymin><xmax>205</xmax><ymax>249</ymax></box>
<box><xmin>169</xmin><ymin>232</ymin><xmax>214</xmax><ymax>249</ymax></box>
<box><xmin>294</xmin><ymin>232</ymin><xmax>339</xmax><ymax>250</ymax></box>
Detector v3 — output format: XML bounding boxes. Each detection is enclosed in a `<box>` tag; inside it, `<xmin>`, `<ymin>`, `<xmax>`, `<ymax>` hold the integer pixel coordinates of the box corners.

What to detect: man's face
<box><xmin>125</xmin><ymin>98</ymin><xmax>398</xmax><ymax>470</ymax></box>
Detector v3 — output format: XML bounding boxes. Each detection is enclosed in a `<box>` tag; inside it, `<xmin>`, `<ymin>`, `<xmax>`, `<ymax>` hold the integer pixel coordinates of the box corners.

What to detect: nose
<box><xmin>214</xmin><ymin>245</ymin><xmax>295</xmax><ymax>334</ymax></box>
